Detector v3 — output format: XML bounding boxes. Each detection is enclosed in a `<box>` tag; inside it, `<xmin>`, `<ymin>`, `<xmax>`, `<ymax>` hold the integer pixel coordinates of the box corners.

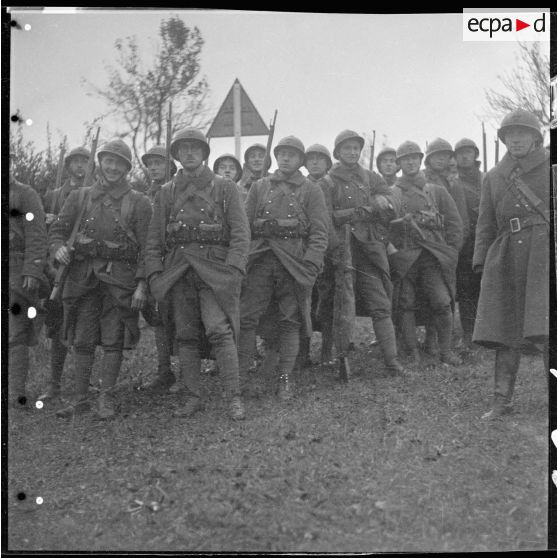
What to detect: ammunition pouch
<box><xmin>332</xmin><ymin>206</ymin><xmax>379</xmax><ymax>227</ymax></box>
<box><xmin>412</xmin><ymin>210</ymin><xmax>444</xmax><ymax>231</ymax></box>
<box><xmin>166</xmin><ymin>222</ymin><xmax>228</xmax><ymax>248</ymax></box>
<box><xmin>252</xmin><ymin>218</ymin><xmax>307</xmax><ymax>239</ymax></box>
<box><xmin>73</xmin><ymin>237</ymin><xmax>139</xmax><ymax>264</ymax></box>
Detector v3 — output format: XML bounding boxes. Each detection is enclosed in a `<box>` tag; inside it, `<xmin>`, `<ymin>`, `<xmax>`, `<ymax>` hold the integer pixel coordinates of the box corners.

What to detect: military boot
<box><xmin>39</xmin><ymin>338</ymin><xmax>67</xmax><ymax>401</ymax></box>
<box><xmin>174</xmin><ymin>346</ymin><xmax>203</xmax><ymax>418</ymax></box>
<box><xmin>399</xmin><ymin>311</ymin><xmax>420</xmax><ymax>366</ymax></box>
<box><xmin>228</xmin><ymin>396</ymin><xmax>246</xmax><ymax>421</ymax></box>
<box><xmin>95</xmin><ymin>351</ymin><xmax>122</xmax><ymax>420</ymax></box>
<box><xmin>320</xmin><ymin>322</ymin><xmax>334</xmax><ymax>364</ymax></box>
<box><xmin>436</xmin><ymin>311</ymin><xmax>462</xmax><ymax>366</ymax></box>
<box><xmin>295</xmin><ymin>335</ymin><xmax>312</xmax><ymax>370</ymax></box>
<box><xmin>374</xmin><ymin>317</ymin><xmax>404</xmax><ymax>376</ymax></box>
<box><xmin>423</xmin><ymin>321</ymin><xmax>439</xmax><ymax>357</ymax></box>
<box><xmin>8</xmin><ymin>345</ymin><xmax>31</xmax><ymax>410</ymax></box>
<box><xmin>277</xmin><ymin>372</ymin><xmax>293</xmax><ymax>401</ymax></box>
<box><xmin>482</xmin><ymin>348</ymin><xmax>520</xmax><ymax>419</ymax></box>
<box><xmin>56</xmin><ymin>351</ymin><xmax>94</xmax><ymax>418</ymax></box>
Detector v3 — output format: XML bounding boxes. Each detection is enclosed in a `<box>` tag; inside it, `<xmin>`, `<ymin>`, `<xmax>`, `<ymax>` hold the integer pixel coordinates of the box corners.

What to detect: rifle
<box><xmin>332</xmin><ymin>223</ymin><xmax>355</xmax><ymax>382</ymax></box>
<box><xmin>494</xmin><ymin>137</ymin><xmax>500</xmax><ymax>166</ymax></box>
<box><xmin>49</xmin><ymin>127</ymin><xmax>100</xmax><ymax>302</ymax></box>
<box><xmin>261</xmin><ymin>110</ymin><xmax>278</xmax><ymax>178</ymax></box>
<box><xmin>369</xmin><ymin>130</ymin><xmax>376</xmax><ymax>171</ymax></box>
<box><xmin>482</xmin><ymin>122</ymin><xmax>487</xmax><ymax>173</ymax></box>
<box><xmin>54</xmin><ymin>139</ymin><xmax>66</xmax><ymax>191</ymax></box>
<box><xmin>165</xmin><ymin>102</ymin><xmax>172</xmax><ymax>181</ymax></box>
<box><xmin>389</xmin><ymin>213</ymin><xmax>426</xmax><ymax>243</ymax></box>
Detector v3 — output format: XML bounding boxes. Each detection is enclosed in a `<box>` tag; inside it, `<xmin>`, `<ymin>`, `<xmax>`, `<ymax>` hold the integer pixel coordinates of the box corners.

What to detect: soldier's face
<box><xmin>338</xmin><ymin>140</ymin><xmax>362</xmax><ymax>166</ymax></box>
<box><xmin>216</xmin><ymin>159</ymin><xmax>239</xmax><ymax>181</ymax></box>
<box><xmin>100</xmin><ymin>154</ymin><xmax>129</xmax><ymax>183</ymax></box>
<box><xmin>276</xmin><ymin>147</ymin><xmax>303</xmax><ymax>175</ymax></box>
<box><xmin>455</xmin><ymin>147</ymin><xmax>477</xmax><ymax>168</ymax></box>
<box><xmin>399</xmin><ymin>154</ymin><xmax>422</xmax><ymax>176</ymax></box>
<box><xmin>504</xmin><ymin>127</ymin><xmax>537</xmax><ymax>158</ymax></box>
<box><xmin>378</xmin><ymin>154</ymin><xmax>399</xmax><ymax>177</ymax></box>
<box><xmin>177</xmin><ymin>141</ymin><xmax>205</xmax><ymax>170</ymax></box>
<box><xmin>68</xmin><ymin>155</ymin><xmax>88</xmax><ymax>178</ymax></box>
<box><xmin>146</xmin><ymin>157</ymin><xmax>166</xmax><ymax>181</ymax></box>
<box><xmin>305</xmin><ymin>153</ymin><xmax>329</xmax><ymax>177</ymax></box>
<box><xmin>246</xmin><ymin>149</ymin><xmax>265</xmax><ymax>172</ymax></box>
<box><xmin>428</xmin><ymin>152</ymin><xmax>451</xmax><ymax>172</ymax></box>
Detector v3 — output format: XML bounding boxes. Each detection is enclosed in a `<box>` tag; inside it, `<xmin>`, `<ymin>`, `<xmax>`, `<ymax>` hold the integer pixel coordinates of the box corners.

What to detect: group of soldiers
<box><xmin>8</xmin><ymin>108</ymin><xmax>550</xmax><ymax>422</ymax></box>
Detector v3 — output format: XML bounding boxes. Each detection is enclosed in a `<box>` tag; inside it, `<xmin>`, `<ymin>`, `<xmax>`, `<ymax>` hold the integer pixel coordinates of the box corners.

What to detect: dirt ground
<box><xmin>5</xmin><ymin>318</ymin><xmax>552</xmax><ymax>553</ymax></box>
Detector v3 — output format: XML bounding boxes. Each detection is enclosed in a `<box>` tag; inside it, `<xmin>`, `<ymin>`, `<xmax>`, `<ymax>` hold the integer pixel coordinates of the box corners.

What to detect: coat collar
<box><xmin>396</xmin><ymin>172</ymin><xmax>426</xmax><ymax>191</ymax></box>
<box><xmin>329</xmin><ymin>162</ymin><xmax>367</xmax><ymax>183</ymax></box>
<box><xmin>90</xmin><ymin>177</ymin><xmax>131</xmax><ymax>200</ymax></box>
<box><xmin>173</xmin><ymin>165</ymin><xmax>214</xmax><ymax>191</ymax></box>
<box><xmin>269</xmin><ymin>169</ymin><xmax>306</xmax><ymax>187</ymax></box>
<box><xmin>497</xmin><ymin>146</ymin><xmax>548</xmax><ymax>176</ymax></box>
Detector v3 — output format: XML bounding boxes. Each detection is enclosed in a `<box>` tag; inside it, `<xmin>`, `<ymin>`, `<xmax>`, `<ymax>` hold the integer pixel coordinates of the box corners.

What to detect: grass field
<box><xmin>6</xmin><ymin>317</ymin><xmax>551</xmax><ymax>552</ymax></box>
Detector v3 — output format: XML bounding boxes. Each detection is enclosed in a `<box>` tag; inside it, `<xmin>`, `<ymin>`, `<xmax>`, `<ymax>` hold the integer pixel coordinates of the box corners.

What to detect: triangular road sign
<box><xmin>207</xmin><ymin>79</ymin><xmax>270</xmax><ymax>138</ymax></box>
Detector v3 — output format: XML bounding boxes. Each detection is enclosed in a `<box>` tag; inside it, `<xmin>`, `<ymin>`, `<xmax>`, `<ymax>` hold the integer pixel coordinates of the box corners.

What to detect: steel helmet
<box><xmin>497</xmin><ymin>109</ymin><xmax>543</xmax><ymax>143</ymax></box>
<box><xmin>64</xmin><ymin>146</ymin><xmax>91</xmax><ymax>167</ymax></box>
<box><xmin>97</xmin><ymin>139</ymin><xmax>133</xmax><ymax>171</ymax></box>
<box><xmin>454</xmin><ymin>138</ymin><xmax>479</xmax><ymax>157</ymax></box>
<box><xmin>170</xmin><ymin>127</ymin><xmax>210</xmax><ymax>160</ymax></box>
<box><xmin>212</xmin><ymin>153</ymin><xmax>243</xmax><ymax>181</ymax></box>
<box><xmin>141</xmin><ymin>145</ymin><xmax>177</xmax><ymax>175</ymax></box>
<box><xmin>396</xmin><ymin>141</ymin><xmax>424</xmax><ymax>161</ymax></box>
<box><xmin>244</xmin><ymin>143</ymin><xmax>267</xmax><ymax>162</ymax></box>
<box><xmin>333</xmin><ymin>129</ymin><xmax>365</xmax><ymax>159</ymax></box>
<box><xmin>425</xmin><ymin>138</ymin><xmax>454</xmax><ymax>162</ymax></box>
<box><xmin>304</xmin><ymin>144</ymin><xmax>332</xmax><ymax>170</ymax></box>
<box><xmin>375</xmin><ymin>146</ymin><xmax>397</xmax><ymax>167</ymax></box>
<box><xmin>273</xmin><ymin>136</ymin><xmax>305</xmax><ymax>160</ymax></box>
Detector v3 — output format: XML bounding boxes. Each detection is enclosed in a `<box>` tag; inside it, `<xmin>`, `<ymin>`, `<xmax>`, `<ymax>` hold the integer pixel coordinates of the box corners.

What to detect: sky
<box><xmin>8</xmin><ymin>9</ymin><xmax>549</xmax><ymax>171</ymax></box>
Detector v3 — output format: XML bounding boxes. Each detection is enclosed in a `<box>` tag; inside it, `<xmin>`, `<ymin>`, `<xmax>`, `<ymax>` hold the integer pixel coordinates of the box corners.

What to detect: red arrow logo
<box><xmin>516</xmin><ymin>18</ymin><xmax>530</xmax><ymax>31</ymax></box>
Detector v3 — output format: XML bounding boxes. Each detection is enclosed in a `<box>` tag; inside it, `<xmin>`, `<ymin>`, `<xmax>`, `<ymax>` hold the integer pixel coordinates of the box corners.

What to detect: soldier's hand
<box><xmin>374</xmin><ymin>195</ymin><xmax>390</xmax><ymax>211</ymax></box>
<box><xmin>131</xmin><ymin>280</ymin><xmax>147</xmax><ymax>310</ymax></box>
<box><xmin>22</xmin><ymin>276</ymin><xmax>40</xmax><ymax>291</ymax></box>
<box><xmin>45</xmin><ymin>213</ymin><xmax>56</xmax><ymax>226</ymax></box>
<box><xmin>473</xmin><ymin>264</ymin><xmax>483</xmax><ymax>274</ymax></box>
<box><xmin>55</xmin><ymin>245</ymin><xmax>72</xmax><ymax>265</ymax></box>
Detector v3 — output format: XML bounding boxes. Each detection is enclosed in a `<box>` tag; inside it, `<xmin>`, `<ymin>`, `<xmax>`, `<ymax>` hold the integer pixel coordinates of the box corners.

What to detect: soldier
<box><xmin>321</xmin><ymin>130</ymin><xmax>403</xmax><ymax>376</ymax></box>
<box><xmin>49</xmin><ymin>139</ymin><xmax>152</xmax><ymax>419</ymax></box>
<box><xmin>453</xmin><ymin>138</ymin><xmax>484</xmax><ymax>350</ymax></box>
<box><xmin>237</xmin><ymin>136</ymin><xmax>328</xmax><ymax>400</ymax></box>
<box><xmin>376</xmin><ymin>146</ymin><xmax>400</xmax><ymax>188</ymax></box>
<box><xmin>145</xmin><ymin>127</ymin><xmax>250</xmax><ymax>420</ymax></box>
<box><xmin>422</xmin><ymin>138</ymin><xmax>469</xmax><ymax>357</ymax></box>
<box><xmin>238</xmin><ymin>143</ymin><xmax>267</xmax><ymax>199</ymax></box>
<box><xmin>304</xmin><ymin>143</ymin><xmax>332</xmax><ymax>182</ymax></box>
<box><xmin>40</xmin><ymin>146</ymin><xmax>91</xmax><ymax>401</ymax></box>
<box><xmin>9</xmin><ymin>175</ymin><xmax>49</xmax><ymax>409</ymax></box>
<box><xmin>142</xmin><ymin>145</ymin><xmax>177</xmax><ymax>202</ymax></box>
<box><xmin>473</xmin><ymin>110</ymin><xmax>549</xmax><ymax>419</ymax></box>
<box><xmin>140</xmin><ymin>145</ymin><xmax>177</xmax><ymax>392</ymax></box>
<box><xmin>213</xmin><ymin>153</ymin><xmax>243</xmax><ymax>183</ymax></box>
<box><xmin>389</xmin><ymin>141</ymin><xmax>463</xmax><ymax>367</ymax></box>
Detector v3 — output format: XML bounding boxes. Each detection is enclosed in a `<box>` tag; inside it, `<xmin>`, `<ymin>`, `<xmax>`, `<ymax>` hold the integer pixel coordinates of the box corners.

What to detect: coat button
<box><xmin>348</xmin><ymin>196</ymin><xmax>352</xmax><ymax>199</ymax></box>
<box><xmin>200</xmin><ymin>221</ymin><xmax>205</xmax><ymax>224</ymax></box>
<box><xmin>518</xmin><ymin>240</ymin><xmax>522</xmax><ymax>244</ymax></box>
<box><xmin>199</xmin><ymin>245</ymin><xmax>204</xmax><ymax>249</ymax></box>
<box><xmin>265</xmin><ymin>211</ymin><xmax>270</xmax><ymax>215</ymax></box>
<box><xmin>181</xmin><ymin>209</ymin><xmax>184</xmax><ymax>212</ymax></box>
<box><xmin>181</xmin><ymin>245</ymin><xmax>184</xmax><ymax>249</ymax></box>
<box><xmin>201</xmin><ymin>208</ymin><xmax>205</xmax><ymax>211</ymax></box>
<box><xmin>268</xmin><ymin>200</ymin><xmax>272</xmax><ymax>203</ymax></box>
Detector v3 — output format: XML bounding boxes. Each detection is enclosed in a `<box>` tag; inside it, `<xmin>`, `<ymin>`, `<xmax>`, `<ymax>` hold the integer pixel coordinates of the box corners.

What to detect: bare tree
<box><xmin>82</xmin><ymin>16</ymin><xmax>211</xmax><ymax>173</ymax></box>
<box><xmin>484</xmin><ymin>42</ymin><xmax>550</xmax><ymax>129</ymax></box>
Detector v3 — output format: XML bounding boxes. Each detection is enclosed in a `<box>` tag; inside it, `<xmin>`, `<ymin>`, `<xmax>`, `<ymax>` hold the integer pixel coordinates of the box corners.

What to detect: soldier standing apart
<box><xmin>389</xmin><ymin>141</ymin><xmax>463</xmax><ymax>367</ymax></box>
<box><xmin>376</xmin><ymin>147</ymin><xmax>400</xmax><ymax>188</ymax></box>
<box><xmin>9</xmin><ymin>176</ymin><xmax>49</xmax><ymax>410</ymax></box>
<box><xmin>238</xmin><ymin>136</ymin><xmax>328</xmax><ymax>399</ymax></box>
<box><xmin>40</xmin><ymin>147</ymin><xmax>90</xmax><ymax>401</ymax></box>
<box><xmin>50</xmin><ymin>139</ymin><xmax>152</xmax><ymax>419</ymax></box>
<box><xmin>473</xmin><ymin>110</ymin><xmax>549</xmax><ymax>419</ymax></box>
<box><xmin>238</xmin><ymin>143</ymin><xmax>267</xmax><ymax>200</ymax></box>
<box><xmin>140</xmin><ymin>146</ymin><xmax>176</xmax><ymax>392</ymax></box>
<box><xmin>145</xmin><ymin>128</ymin><xmax>250</xmax><ymax>420</ymax></box>
<box><xmin>453</xmin><ymin>138</ymin><xmax>484</xmax><ymax>350</ymax></box>
<box><xmin>214</xmin><ymin>153</ymin><xmax>243</xmax><ymax>183</ymax></box>
<box><xmin>322</xmin><ymin>130</ymin><xmax>403</xmax><ymax>375</ymax></box>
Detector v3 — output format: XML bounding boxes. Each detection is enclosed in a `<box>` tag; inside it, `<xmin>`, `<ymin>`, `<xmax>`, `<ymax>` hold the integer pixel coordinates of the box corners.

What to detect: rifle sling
<box><xmin>509</xmin><ymin>170</ymin><xmax>549</xmax><ymax>224</ymax></box>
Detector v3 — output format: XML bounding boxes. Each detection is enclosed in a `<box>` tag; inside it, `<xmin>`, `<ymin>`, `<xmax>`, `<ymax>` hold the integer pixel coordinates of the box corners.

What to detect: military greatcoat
<box><xmin>48</xmin><ymin>178</ymin><xmax>152</xmax><ymax>349</ymax></box>
<box><xmin>472</xmin><ymin>147</ymin><xmax>549</xmax><ymax>349</ymax></box>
